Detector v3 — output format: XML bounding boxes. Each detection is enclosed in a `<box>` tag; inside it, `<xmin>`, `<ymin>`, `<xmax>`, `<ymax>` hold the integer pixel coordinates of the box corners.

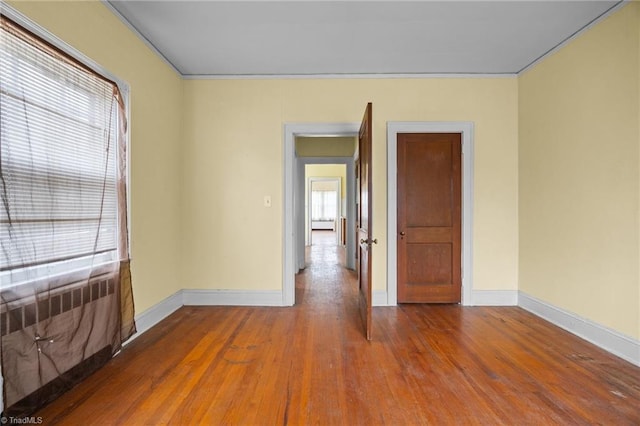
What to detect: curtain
<box><xmin>0</xmin><ymin>16</ymin><xmax>135</xmax><ymax>416</ymax></box>
<box><xmin>311</xmin><ymin>190</ymin><xmax>337</xmax><ymax>221</ymax></box>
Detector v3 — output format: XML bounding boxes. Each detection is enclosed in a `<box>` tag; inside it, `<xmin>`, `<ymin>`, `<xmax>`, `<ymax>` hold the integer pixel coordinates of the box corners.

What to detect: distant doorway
<box><xmin>307</xmin><ymin>173</ymin><xmax>344</xmax><ymax>248</ymax></box>
<box><xmin>295</xmin><ymin>157</ymin><xmax>355</xmax><ymax>275</ymax></box>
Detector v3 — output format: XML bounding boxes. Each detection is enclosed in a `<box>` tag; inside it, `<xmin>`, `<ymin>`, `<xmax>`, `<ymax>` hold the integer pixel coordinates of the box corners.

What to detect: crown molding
<box><xmin>183</xmin><ymin>72</ymin><xmax>517</xmax><ymax>80</ymax></box>
<box><xmin>101</xmin><ymin>0</ymin><xmax>182</xmax><ymax>76</ymax></box>
<box><xmin>518</xmin><ymin>0</ymin><xmax>627</xmax><ymax>75</ymax></box>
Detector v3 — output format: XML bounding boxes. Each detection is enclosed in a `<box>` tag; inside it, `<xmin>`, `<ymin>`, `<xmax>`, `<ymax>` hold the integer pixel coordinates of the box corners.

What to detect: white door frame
<box><xmin>387</xmin><ymin>122</ymin><xmax>475</xmax><ymax>306</ymax></box>
<box><xmin>283</xmin><ymin>123</ymin><xmax>359</xmax><ymax>306</ymax></box>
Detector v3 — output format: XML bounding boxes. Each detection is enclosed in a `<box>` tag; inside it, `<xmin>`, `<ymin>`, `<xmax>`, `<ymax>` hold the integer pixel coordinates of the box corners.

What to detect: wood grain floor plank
<box><xmin>35</xmin><ymin>232</ymin><xmax>640</xmax><ymax>424</ymax></box>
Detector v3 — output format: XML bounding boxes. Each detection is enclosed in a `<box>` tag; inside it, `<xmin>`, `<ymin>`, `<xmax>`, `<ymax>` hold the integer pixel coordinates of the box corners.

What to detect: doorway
<box><xmin>285</xmin><ymin>105</ymin><xmax>374</xmax><ymax>340</ymax></box>
<box><xmin>306</xmin><ymin>174</ymin><xmax>343</xmax><ymax>250</ymax></box>
<box><xmin>283</xmin><ymin>124</ymin><xmax>359</xmax><ymax>306</ymax></box>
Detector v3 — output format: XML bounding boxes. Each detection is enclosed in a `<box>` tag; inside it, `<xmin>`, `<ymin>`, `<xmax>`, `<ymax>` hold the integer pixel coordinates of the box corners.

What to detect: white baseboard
<box><xmin>127</xmin><ymin>287</ymin><xmax>385</xmax><ymax>342</ymax></box>
<box><xmin>471</xmin><ymin>290</ymin><xmax>518</xmax><ymax>306</ymax></box>
<box><xmin>183</xmin><ymin>289</ymin><xmax>285</xmax><ymax>306</ymax></box>
<box><xmin>125</xmin><ymin>290</ymin><xmax>184</xmax><ymax>344</ymax></box>
<box><xmin>124</xmin><ymin>289</ymin><xmax>285</xmax><ymax>345</ymax></box>
<box><xmin>373</xmin><ymin>290</ymin><xmax>390</xmax><ymax>306</ymax></box>
<box><xmin>125</xmin><ymin>288</ymin><xmax>640</xmax><ymax>368</ymax></box>
<box><xmin>374</xmin><ymin>289</ymin><xmax>519</xmax><ymax>306</ymax></box>
<box><xmin>518</xmin><ymin>291</ymin><xmax>640</xmax><ymax>367</ymax></box>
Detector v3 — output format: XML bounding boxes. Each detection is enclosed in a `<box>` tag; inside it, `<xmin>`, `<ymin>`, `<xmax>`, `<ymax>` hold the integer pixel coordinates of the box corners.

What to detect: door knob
<box><xmin>399</xmin><ymin>232</ymin><xmax>406</xmax><ymax>236</ymax></box>
<box><xmin>360</xmin><ymin>238</ymin><xmax>378</xmax><ymax>245</ymax></box>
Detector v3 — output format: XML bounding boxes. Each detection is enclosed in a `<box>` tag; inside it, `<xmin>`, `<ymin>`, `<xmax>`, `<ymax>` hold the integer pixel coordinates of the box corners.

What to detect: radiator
<box><xmin>1</xmin><ymin>274</ymin><xmax>119</xmax><ymax>411</ymax></box>
<box><xmin>311</xmin><ymin>220</ymin><xmax>335</xmax><ymax>230</ymax></box>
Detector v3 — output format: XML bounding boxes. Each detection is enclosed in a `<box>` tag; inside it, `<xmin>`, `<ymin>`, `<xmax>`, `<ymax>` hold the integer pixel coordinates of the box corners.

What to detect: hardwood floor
<box><xmin>37</xmin><ymin>231</ymin><xmax>640</xmax><ymax>424</ymax></box>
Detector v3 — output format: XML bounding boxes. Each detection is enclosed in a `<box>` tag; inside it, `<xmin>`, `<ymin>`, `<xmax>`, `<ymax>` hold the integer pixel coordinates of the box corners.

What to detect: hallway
<box><xmin>295</xmin><ymin>231</ymin><xmax>355</xmax><ymax>309</ymax></box>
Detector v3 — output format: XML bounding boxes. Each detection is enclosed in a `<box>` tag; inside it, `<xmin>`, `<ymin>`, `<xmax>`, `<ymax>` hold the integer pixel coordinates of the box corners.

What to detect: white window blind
<box><xmin>1</xmin><ymin>17</ymin><xmax>119</xmax><ymax>281</ymax></box>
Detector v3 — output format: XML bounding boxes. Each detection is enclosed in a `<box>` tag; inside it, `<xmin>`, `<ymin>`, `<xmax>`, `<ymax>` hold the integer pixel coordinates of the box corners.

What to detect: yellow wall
<box><xmin>519</xmin><ymin>3</ymin><xmax>640</xmax><ymax>339</ymax></box>
<box><xmin>7</xmin><ymin>1</ymin><xmax>185</xmax><ymax>313</ymax></box>
<box><xmin>182</xmin><ymin>78</ymin><xmax>520</xmax><ymax>292</ymax></box>
<box><xmin>638</xmin><ymin>3</ymin><xmax>640</xmax><ymax>334</ymax></box>
<box><xmin>296</xmin><ymin>136</ymin><xmax>356</xmax><ymax>157</ymax></box>
<box><xmin>637</xmin><ymin>2</ymin><xmax>640</xmax><ymax>340</ymax></box>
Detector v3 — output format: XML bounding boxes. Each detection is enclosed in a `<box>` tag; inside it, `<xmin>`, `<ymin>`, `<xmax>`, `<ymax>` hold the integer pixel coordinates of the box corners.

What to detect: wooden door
<box><xmin>397</xmin><ymin>133</ymin><xmax>461</xmax><ymax>303</ymax></box>
<box><xmin>358</xmin><ymin>103</ymin><xmax>374</xmax><ymax>340</ymax></box>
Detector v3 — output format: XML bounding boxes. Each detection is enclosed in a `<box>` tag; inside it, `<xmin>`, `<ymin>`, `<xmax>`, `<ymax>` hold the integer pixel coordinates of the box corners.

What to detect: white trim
<box><xmin>472</xmin><ymin>290</ymin><xmax>518</xmax><ymax>306</ymax></box>
<box><xmin>124</xmin><ymin>290</ymin><xmax>184</xmax><ymax>344</ymax></box>
<box><xmin>100</xmin><ymin>1</ymin><xmax>181</xmax><ymax>76</ymax></box>
<box><xmin>124</xmin><ymin>288</ymin><xmax>286</xmax><ymax>345</ymax></box>
<box><xmin>117</xmin><ymin>288</ymin><xmax>640</xmax><ymax>372</ymax></box>
<box><xmin>373</xmin><ymin>291</ymin><xmax>390</xmax><ymax>307</ymax></box>
<box><xmin>183</xmin><ymin>73</ymin><xmax>517</xmax><ymax>80</ymax></box>
<box><xmin>284</xmin><ymin>123</ymin><xmax>360</xmax><ymax>306</ymax></box>
<box><xmin>519</xmin><ymin>292</ymin><xmax>640</xmax><ymax>367</ymax></box>
<box><xmin>387</xmin><ymin>122</ymin><xmax>475</xmax><ymax>306</ymax></box>
<box><xmin>518</xmin><ymin>0</ymin><xmax>627</xmax><ymax>74</ymax></box>
<box><xmin>183</xmin><ymin>289</ymin><xmax>284</xmax><ymax>307</ymax></box>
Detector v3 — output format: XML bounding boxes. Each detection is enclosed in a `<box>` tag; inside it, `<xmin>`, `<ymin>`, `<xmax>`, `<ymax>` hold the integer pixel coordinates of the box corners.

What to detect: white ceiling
<box><xmin>106</xmin><ymin>0</ymin><xmax>622</xmax><ymax>77</ymax></box>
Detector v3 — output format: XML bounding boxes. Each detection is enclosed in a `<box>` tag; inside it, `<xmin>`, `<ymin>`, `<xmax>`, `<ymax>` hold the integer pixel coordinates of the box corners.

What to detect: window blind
<box><xmin>0</xmin><ymin>17</ymin><xmax>119</xmax><ymax>277</ymax></box>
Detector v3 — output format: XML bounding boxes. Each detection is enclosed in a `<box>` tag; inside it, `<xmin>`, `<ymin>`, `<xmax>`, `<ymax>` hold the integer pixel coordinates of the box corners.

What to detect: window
<box><xmin>1</xmin><ymin>16</ymin><xmax>124</xmax><ymax>287</ymax></box>
<box><xmin>311</xmin><ymin>190</ymin><xmax>338</xmax><ymax>221</ymax></box>
<box><xmin>0</xmin><ymin>14</ymin><xmax>136</xmax><ymax>417</ymax></box>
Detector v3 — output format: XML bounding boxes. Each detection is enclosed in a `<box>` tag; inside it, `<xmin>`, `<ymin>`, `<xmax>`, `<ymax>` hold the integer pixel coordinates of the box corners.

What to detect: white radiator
<box><xmin>311</xmin><ymin>220</ymin><xmax>335</xmax><ymax>230</ymax></box>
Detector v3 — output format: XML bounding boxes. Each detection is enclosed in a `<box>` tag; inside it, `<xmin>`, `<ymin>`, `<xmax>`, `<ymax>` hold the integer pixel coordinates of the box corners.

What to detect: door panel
<box><xmin>358</xmin><ymin>103</ymin><xmax>373</xmax><ymax>340</ymax></box>
<box><xmin>398</xmin><ymin>133</ymin><xmax>461</xmax><ymax>303</ymax></box>
<box><xmin>406</xmin><ymin>139</ymin><xmax>454</xmax><ymax>227</ymax></box>
<box><xmin>406</xmin><ymin>244</ymin><xmax>453</xmax><ymax>284</ymax></box>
